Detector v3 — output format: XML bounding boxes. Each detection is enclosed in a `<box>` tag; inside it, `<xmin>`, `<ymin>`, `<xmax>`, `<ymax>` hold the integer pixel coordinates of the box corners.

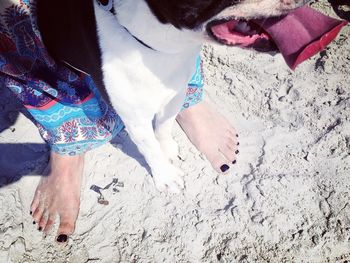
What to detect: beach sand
<box><xmin>0</xmin><ymin>1</ymin><xmax>349</xmax><ymax>262</ymax></box>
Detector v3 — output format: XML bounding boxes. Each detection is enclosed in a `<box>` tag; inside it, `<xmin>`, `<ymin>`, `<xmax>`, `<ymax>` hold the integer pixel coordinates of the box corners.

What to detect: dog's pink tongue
<box><xmin>254</xmin><ymin>6</ymin><xmax>348</xmax><ymax>69</ymax></box>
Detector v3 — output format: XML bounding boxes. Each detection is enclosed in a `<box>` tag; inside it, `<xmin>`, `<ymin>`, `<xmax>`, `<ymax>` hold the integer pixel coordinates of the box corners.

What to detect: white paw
<box><xmin>152</xmin><ymin>163</ymin><xmax>184</xmax><ymax>194</ymax></box>
<box><xmin>159</xmin><ymin>138</ymin><xmax>179</xmax><ymax>161</ymax></box>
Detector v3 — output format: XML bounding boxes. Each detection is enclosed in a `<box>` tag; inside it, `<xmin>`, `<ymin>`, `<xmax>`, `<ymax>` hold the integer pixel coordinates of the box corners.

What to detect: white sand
<box><xmin>0</xmin><ymin>2</ymin><xmax>349</xmax><ymax>262</ymax></box>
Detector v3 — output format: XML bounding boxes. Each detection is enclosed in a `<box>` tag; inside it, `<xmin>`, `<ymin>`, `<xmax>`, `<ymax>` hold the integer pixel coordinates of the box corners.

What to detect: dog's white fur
<box><xmin>94</xmin><ymin>0</ymin><xmax>306</xmax><ymax>193</ymax></box>
<box><xmin>94</xmin><ymin>1</ymin><xmax>201</xmax><ymax>193</ymax></box>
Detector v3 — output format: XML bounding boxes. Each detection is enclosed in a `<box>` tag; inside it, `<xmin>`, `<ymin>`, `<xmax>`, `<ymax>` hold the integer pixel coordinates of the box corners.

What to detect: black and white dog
<box><xmin>37</xmin><ymin>0</ymin><xmax>306</xmax><ymax>193</ymax></box>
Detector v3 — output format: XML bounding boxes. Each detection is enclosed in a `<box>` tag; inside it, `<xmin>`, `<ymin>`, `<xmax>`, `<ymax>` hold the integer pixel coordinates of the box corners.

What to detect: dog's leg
<box><xmin>100</xmin><ymin>64</ymin><xmax>184</xmax><ymax>193</ymax></box>
<box><xmin>124</xmin><ymin>120</ymin><xmax>184</xmax><ymax>193</ymax></box>
<box><xmin>155</xmin><ymin>116</ymin><xmax>179</xmax><ymax>161</ymax></box>
<box><xmin>155</xmin><ymin>91</ymin><xmax>187</xmax><ymax>161</ymax></box>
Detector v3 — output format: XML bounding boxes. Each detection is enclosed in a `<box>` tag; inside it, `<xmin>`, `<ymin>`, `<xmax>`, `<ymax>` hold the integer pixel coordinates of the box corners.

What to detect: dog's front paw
<box><xmin>159</xmin><ymin>138</ymin><xmax>179</xmax><ymax>161</ymax></box>
<box><xmin>152</xmin><ymin>163</ymin><xmax>184</xmax><ymax>194</ymax></box>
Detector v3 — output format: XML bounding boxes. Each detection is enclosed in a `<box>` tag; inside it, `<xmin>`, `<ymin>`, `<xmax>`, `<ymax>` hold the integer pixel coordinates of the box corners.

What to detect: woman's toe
<box><xmin>30</xmin><ymin>191</ymin><xmax>41</xmax><ymax>217</ymax></box>
<box><xmin>206</xmin><ymin>150</ymin><xmax>231</xmax><ymax>173</ymax></box>
<box><xmin>32</xmin><ymin>205</ymin><xmax>44</xmax><ymax>224</ymax></box>
<box><xmin>38</xmin><ymin>210</ymin><xmax>49</xmax><ymax>231</ymax></box>
<box><xmin>56</xmin><ymin>212</ymin><xmax>78</xmax><ymax>243</ymax></box>
<box><xmin>43</xmin><ymin>214</ymin><xmax>55</xmax><ymax>234</ymax></box>
<box><xmin>220</xmin><ymin>144</ymin><xmax>237</xmax><ymax>163</ymax></box>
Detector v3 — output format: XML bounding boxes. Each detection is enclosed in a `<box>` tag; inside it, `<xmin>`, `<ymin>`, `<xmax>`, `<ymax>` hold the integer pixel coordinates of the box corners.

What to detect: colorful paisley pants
<box><xmin>0</xmin><ymin>0</ymin><xmax>204</xmax><ymax>155</ymax></box>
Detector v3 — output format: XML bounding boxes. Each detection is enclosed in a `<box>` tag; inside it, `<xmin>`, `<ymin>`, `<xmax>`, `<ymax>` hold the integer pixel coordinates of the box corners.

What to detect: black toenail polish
<box><xmin>235</xmin><ymin>150</ymin><xmax>239</xmax><ymax>154</ymax></box>
<box><xmin>232</xmin><ymin>160</ymin><xmax>237</xmax><ymax>164</ymax></box>
<box><xmin>38</xmin><ymin>227</ymin><xmax>42</xmax><ymax>231</ymax></box>
<box><xmin>236</xmin><ymin>134</ymin><xmax>239</xmax><ymax>137</ymax></box>
<box><xmin>30</xmin><ymin>211</ymin><xmax>32</xmax><ymax>215</ymax></box>
<box><xmin>237</xmin><ymin>142</ymin><xmax>240</xmax><ymax>146</ymax></box>
<box><xmin>57</xmin><ymin>234</ymin><xmax>68</xmax><ymax>243</ymax></box>
<box><xmin>220</xmin><ymin>164</ymin><xmax>230</xmax><ymax>172</ymax></box>
<box><xmin>33</xmin><ymin>221</ymin><xmax>36</xmax><ymax>225</ymax></box>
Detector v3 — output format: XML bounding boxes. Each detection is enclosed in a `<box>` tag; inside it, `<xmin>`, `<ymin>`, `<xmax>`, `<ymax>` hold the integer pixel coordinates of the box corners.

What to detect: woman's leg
<box><xmin>0</xmin><ymin>1</ymin><xmax>123</xmax><ymax>243</ymax></box>
<box><xmin>177</xmin><ymin>56</ymin><xmax>239</xmax><ymax>173</ymax></box>
<box><xmin>25</xmin><ymin>76</ymin><xmax>123</xmax><ymax>243</ymax></box>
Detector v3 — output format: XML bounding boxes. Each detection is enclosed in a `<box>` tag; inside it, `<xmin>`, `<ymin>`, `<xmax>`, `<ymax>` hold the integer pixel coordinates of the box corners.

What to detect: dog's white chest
<box><xmin>94</xmin><ymin>4</ymin><xmax>200</xmax><ymax>117</ymax></box>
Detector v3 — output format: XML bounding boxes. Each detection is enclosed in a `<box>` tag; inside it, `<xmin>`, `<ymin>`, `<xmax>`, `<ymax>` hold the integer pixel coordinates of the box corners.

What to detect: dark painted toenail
<box><xmin>38</xmin><ymin>227</ymin><xmax>42</xmax><ymax>231</ymax></box>
<box><xmin>237</xmin><ymin>142</ymin><xmax>240</xmax><ymax>146</ymax></box>
<box><xmin>235</xmin><ymin>150</ymin><xmax>239</xmax><ymax>154</ymax></box>
<box><xmin>30</xmin><ymin>211</ymin><xmax>32</xmax><ymax>215</ymax></box>
<box><xmin>232</xmin><ymin>160</ymin><xmax>237</xmax><ymax>164</ymax></box>
<box><xmin>220</xmin><ymin>164</ymin><xmax>229</xmax><ymax>172</ymax></box>
<box><xmin>236</xmin><ymin>134</ymin><xmax>239</xmax><ymax>137</ymax></box>
<box><xmin>33</xmin><ymin>221</ymin><xmax>36</xmax><ymax>224</ymax></box>
<box><xmin>57</xmin><ymin>234</ymin><xmax>68</xmax><ymax>243</ymax></box>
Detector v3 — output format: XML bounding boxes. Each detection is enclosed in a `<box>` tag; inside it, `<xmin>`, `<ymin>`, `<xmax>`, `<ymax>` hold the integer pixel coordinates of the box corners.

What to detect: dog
<box><xmin>36</xmin><ymin>0</ymin><xmax>308</xmax><ymax>193</ymax></box>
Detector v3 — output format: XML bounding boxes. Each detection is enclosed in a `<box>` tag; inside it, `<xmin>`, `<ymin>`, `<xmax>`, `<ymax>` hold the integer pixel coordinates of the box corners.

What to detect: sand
<box><xmin>0</xmin><ymin>1</ymin><xmax>349</xmax><ymax>262</ymax></box>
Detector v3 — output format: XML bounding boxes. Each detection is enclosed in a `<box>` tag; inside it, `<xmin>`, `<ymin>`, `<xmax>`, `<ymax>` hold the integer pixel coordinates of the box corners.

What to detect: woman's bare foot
<box><xmin>176</xmin><ymin>101</ymin><xmax>239</xmax><ymax>173</ymax></box>
<box><xmin>30</xmin><ymin>152</ymin><xmax>84</xmax><ymax>243</ymax></box>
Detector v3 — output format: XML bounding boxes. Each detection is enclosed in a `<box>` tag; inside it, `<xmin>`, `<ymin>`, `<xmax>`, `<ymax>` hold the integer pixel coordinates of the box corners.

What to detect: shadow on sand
<box><xmin>0</xmin><ymin>87</ymin><xmax>149</xmax><ymax>188</ymax></box>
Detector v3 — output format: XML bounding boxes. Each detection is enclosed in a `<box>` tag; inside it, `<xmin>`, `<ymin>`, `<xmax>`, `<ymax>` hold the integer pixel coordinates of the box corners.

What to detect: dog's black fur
<box><xmin>36</xmin><ymin>0</ymin><xmax>109</xmax><ymax>101</ymax></box>
<box><xmin>145</xmin><ymin>0</ymin><xmax>237</xmax><ymax>29</ymax></box>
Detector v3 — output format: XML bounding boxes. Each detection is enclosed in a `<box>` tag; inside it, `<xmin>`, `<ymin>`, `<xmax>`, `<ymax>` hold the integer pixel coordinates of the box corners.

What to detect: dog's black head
<box><xmin>116</xmin><ymin>0</ymin><xmax>310</xmax><ymax>53</ymax></box>
<box><xmin>144</xmin><ymin>0</ymin><xmax>310</xmax><ymax>52</ymax></box>
<box><xmin>145</xmin><ymin>0</ymin><xmax>308</xmax><ymax>29</ymax></box>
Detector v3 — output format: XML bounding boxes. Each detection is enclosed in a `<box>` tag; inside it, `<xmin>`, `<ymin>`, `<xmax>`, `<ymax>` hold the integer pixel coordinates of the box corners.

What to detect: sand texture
<box><xmin>0</xmin><ymin>1</ymin><xmax>349</xmax><ymax>262</ymax></box>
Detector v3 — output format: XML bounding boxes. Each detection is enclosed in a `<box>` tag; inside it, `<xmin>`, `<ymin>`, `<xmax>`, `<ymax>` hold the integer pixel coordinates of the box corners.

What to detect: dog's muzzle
<box><xmin>206</xmin><ymin>6</ymin><xmax>348</xmax><ymax>69</ymax></box>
